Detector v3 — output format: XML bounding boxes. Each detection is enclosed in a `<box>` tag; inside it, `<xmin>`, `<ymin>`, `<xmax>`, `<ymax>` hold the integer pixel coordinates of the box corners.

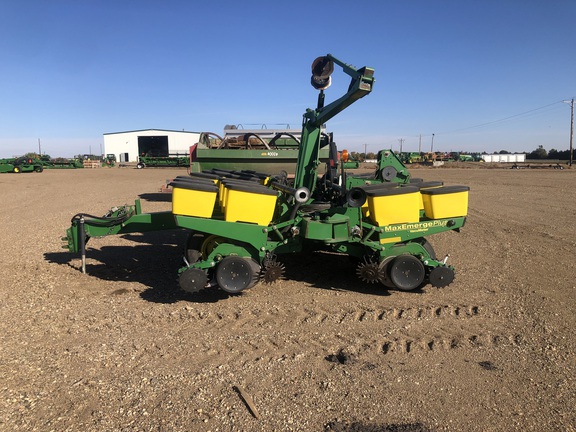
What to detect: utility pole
<box><xmin>38</xmin><ymin>138</ymin><xmax>41</xmax><ymax>155</ymax></box>
<box><xmin>570</xmin><ymin>98</ymin><xmax>574</xmax><ymax>167</ymax></box>
<box><xmin>364</xmin><ymin>143</ymin><xmax>367</xmax><ymax>161</ymax></box>
<box><xmin>431</xmin><ymin>133</ymin><xmax>435</xmax><ymax>152</ymax></box>
<box><xmin>563</xmin><ymin>98</ymin><xmax>574</xmax><ymax>167</ymax></box>
<box><xmin>398</xmin><ymin>138</ymin><xmax>405</xmax><ymax>153</ymax></box>
<box><xmin>418</xmin><ymin>134</ymin><xmax>422</xmax><ymax>153</ymax></box>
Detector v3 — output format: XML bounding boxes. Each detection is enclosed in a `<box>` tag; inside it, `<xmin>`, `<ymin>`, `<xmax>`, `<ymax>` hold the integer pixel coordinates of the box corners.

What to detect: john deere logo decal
<box><xmin>384</xmin><ymin>220</ymin><xmax>448</xmax><ymax>233</ymax></box>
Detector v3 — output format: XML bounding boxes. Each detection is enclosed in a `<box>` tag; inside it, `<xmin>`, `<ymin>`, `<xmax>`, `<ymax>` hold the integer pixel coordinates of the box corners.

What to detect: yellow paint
<box><xmin>380</xmin><ymin>237</ymin><xmax>402</xmax><ymax>244</ymax></box>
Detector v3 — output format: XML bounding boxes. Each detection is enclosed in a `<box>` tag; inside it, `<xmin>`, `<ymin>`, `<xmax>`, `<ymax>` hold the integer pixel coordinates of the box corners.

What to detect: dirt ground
<box><xmin>0</xmin><ymin>165</ymin><xmax>574</xmax><ymax>432</ymax></box>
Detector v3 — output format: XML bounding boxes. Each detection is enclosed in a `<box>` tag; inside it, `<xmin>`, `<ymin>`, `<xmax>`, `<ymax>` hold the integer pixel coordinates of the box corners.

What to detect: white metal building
<box><xmin>481</xmin><ymin>153</ymin><xmax>526</xmax><ymax>163</ymax></box>
<box><xmin>103</xmin><ymin>129</ymin><xmax>202</xmax><ymax>163</ymax></box>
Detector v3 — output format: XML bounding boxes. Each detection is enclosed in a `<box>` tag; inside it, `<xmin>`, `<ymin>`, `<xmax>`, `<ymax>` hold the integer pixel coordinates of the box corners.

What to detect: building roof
<box><xmin>103</xmin><ymin>129</ymin><xmax>200</xmax><ymax>136</ymax></box>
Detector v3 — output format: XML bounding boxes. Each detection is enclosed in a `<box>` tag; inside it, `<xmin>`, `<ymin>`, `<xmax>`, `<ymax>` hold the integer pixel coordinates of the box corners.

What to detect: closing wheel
<box><xmin>261</xmin><ymin>257</ymin><xmax>285</xmax><ymax>284</ymax></box>
<box><xmin>216</xmin><ymin>256</ymin><xmax>261</xmax><ymax>294</ymax></box>
<box><xmin>429</xmin><ymin>266</ymin><xmax>455</xmax><ymax>288</ymax></box>
<box><xmin>356</xmin><ymin>257</ymin><xmax>381</xmax><ymax>284</ymax></box>
<box><xmin>389</xmin><ymin>255</ymin><xmax>425</xmax><ymax>291</ymax></box>
<box><xmin>179</xmin><ymin>268</ymin><xmax>208</xmax><ymax>294</ymax></box>
<box><xmin>13</xmin><ymin>166</ymin><xmax>21</xmax><ymax>173</ymax></box>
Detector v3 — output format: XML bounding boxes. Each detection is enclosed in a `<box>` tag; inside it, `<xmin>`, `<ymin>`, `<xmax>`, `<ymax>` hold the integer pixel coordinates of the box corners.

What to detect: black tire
<box><xmin>216</xmin><ymin>256</ymin><xmax>261</xmax><ymax>294</ymax></box>
<box><xmin>136</xmin><ymin>162</ymin><xmax>145</xmax><ymax>169</ymax></box>
<box><xmin>389</xmin><ymin>255</ymin><xmax>426</xmax><ymax>291</ymax></box>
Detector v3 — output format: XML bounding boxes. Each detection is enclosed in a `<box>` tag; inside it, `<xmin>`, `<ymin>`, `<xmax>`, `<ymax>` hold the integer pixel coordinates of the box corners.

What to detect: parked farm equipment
<box><xmin>398</xmin><ymin>152</ymin><xmax>484</xmax><ymax>164</ymax></box>
<box><xmin>63</xmin><ymin>54</ymin><xmax>469</xmax><ymax>294</ymax></box>
<box><xmin>189</xmin><ymin>125</ymin><xmax>333</xmax><ymax>174</ymax></box>
<box><xmin>39</xmin><ymin>155</ymin><xmax>85</xmax><ymax>169</ymax></box>
<box><xmin>102</xmin><ymin>154</ymin><xmax>116</xmax><ymax>168</ymax></box>
<box><xmin>398</xmin><ymin>152</ymin><xmax>424</xmax><ymax>164</ymax></box>
<box><xmin>0</xmin><ymin>156</ymin><xmax>44</xmax><ymax>173</ymax></box>
<box><xmin>136</xmin><ymin>154</ymin><xmax>189</xmax><ymax>169</ymax></box>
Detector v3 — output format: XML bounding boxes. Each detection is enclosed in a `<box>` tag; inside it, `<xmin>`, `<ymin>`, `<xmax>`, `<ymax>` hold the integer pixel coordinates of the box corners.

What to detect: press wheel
<box><xmin>389</xmin><ymin>255</ymin><xmax>425</xmax><ymax>291</ymax></box>
<box><xmin>179</xmin><ymin>268</ymin><xmax>208</xmax><ymax>293</ymax></box>
<box><xmin>429</xmin><ymin>266</ymin><xmax>455</xmax><ymax>288</ymax></box>
<box><xmin>216</xmin><ymin>256</ymin><xmax>261</xmax><ymax>294</ymax></box>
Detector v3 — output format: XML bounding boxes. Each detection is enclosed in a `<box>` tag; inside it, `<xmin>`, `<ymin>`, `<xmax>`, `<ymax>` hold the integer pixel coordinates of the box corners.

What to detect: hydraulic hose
<box><xmin>70</xmin><ymin>208</ymin><xmax>132</xmax><ymax>227</ymax></box>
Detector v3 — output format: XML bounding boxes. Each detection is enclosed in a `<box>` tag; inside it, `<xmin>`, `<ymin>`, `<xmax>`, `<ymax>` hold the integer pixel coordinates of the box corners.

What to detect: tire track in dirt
<box><xmin>299</xmin><ymin>304</ymin><xmax>481</xmax><ymax>324</ymax></box>
<box><xmin>175</xmin><ymin>303</ymin><xmax>483</xmax><ymax>327</ymax></box>
<box><xmin>161</xmin><ymin>299</ymin><xmax>514</xmax><ymax>364</ymax></box>
<box><xmin>380</xmin><ymin>332</ymin><xmax>524</xmax><ymax>355</ymax></box>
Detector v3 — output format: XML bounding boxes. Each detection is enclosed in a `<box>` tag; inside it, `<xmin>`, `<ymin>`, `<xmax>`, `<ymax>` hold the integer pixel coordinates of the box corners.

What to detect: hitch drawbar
<box><xmin>62</xmin><ymin>201</ymin><xmax>179</xmax><ymax>273</ymax></box>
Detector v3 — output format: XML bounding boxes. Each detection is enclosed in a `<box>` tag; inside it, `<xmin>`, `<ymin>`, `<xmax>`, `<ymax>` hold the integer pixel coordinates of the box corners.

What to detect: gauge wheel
<box><xmin>389</xmin><ymin>255</ymin><xmax>425</xmax><ymax>291</ymax></box>
<box><xmin>216</xmin><ymin>256</ymin><xmax>261</xmax><ymax>294</ymax></box>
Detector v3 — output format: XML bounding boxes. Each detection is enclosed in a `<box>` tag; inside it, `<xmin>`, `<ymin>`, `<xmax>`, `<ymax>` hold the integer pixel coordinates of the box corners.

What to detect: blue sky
<box><xmin>1</xmin><ymin>0</ymin><xmax>575</xmax><ymax>158</ymax></box>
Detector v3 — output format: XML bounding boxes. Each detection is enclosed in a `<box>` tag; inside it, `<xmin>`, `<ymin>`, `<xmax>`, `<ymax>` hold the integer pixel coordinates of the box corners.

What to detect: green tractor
<box><xmin>63</xmin><ymin>54</ymin><xmax>469</xmax><ymax>294</ymax></box>
<box><xmin>398</xmin><ymin>152</ymin><xmax>423</xmax><ymax>164</ymax></box>
<box><xmin>0</xmin><ymin>156</ymin><xmax>44</xmax><ymax>173</ymax></box>
<box><xmin>102</xmin><ymin>154</ymin><xmax>116</xmax><ymax>168</ymax></box>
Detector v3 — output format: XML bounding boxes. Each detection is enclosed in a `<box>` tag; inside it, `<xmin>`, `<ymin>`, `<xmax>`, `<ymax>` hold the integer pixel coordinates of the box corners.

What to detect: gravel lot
<box><xmin>0</xmin><ymin>165</ymin><xmax>575</xmax><ymax>431</ymax></box>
